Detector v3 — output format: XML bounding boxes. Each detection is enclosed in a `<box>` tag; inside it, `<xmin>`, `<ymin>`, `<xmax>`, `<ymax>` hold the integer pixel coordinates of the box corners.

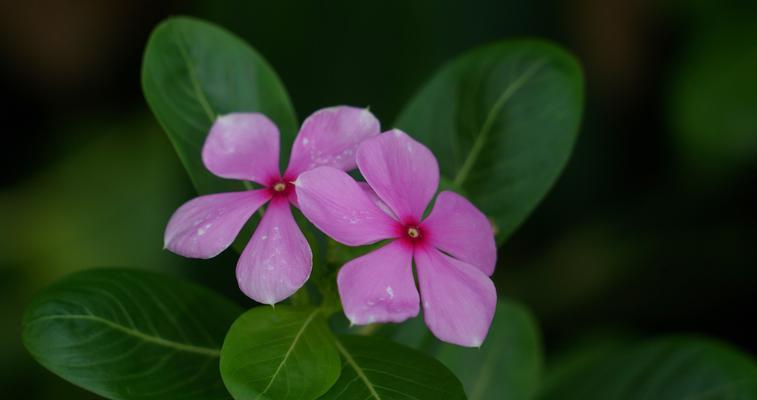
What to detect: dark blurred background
<box><xmin>2</xmin><ymin>0</ymin><xmax>756</xmax><ymax>398</ymax></box>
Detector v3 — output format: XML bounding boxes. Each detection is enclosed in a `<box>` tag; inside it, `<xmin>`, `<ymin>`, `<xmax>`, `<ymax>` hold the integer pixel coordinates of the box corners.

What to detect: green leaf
<box><xmin>436</xmin><ymin>301</ymin><xmax>542</xmax><ymax>400</ymax></box>
<box><xmin>382</xmin><ymin>315</ymin><xmax>435</xmax><ymax>351</ymax></box>
<box><xmin>22</xmin><ymin>268</ymin><xmax>243</xmax><ymax>400</ymax></box>
<box><xmin>142</xmin><ymin>16</ymin><xmax>297</xmax><ymax>195</ymax></box>
<box><xmin>320</xmin><ymin>335</ymin><xmax>467</xmax><ymax>400</ymax></box>
<box><xmin>220</xmin><ymin>306</ymin><xmax>340</xmax><ymax>400</ymax></box>
<box><xmin>396</xmin><ymin>40</ymin><xmax>584</xmax><ymax>244</ymax></box>
<box><xmin>383</xmin><ymin>300</ymin><xmax>542</xmax><ymax>399</ymax></box>
<box><xmin>539</xmin><ymin>336</ymin><xmax>757</xmax><ymax>400</ymax></box>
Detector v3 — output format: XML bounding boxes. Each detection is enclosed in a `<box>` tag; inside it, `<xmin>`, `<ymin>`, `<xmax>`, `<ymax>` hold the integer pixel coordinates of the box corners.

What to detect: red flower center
<box><xmin>273</xmin><ymin>182</ymin><xmax>287</xmax><ymax>192</ymax></box>
<box><xmin>397</xmin><ymin>224</ymin><xmax>425</xmax><ymax>250</ymax></box>
<box><xmin>268</xmin><ymin>178</ymin><xmax>294</xmax><ymax>198</ymax></box>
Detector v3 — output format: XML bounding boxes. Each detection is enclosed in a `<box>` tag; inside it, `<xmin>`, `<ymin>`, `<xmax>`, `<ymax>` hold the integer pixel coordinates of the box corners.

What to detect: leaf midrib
<box><xmin>173</xmin><ymin>23</ymin><xmax>256</xmax><ymax>192</ymax></box>
<box><xmin>334</xmin><ymin>338</ymin><xmax>382</xmax><ymax>400</ymax></box>
<box><xmin>175</xmin><ymin>23</ymin><xmax>217</xmax><ymax>123</ymax></box>
<box><xmin>256</xmin><ymin>309</ymin><xmax>321</xmax><ymax>399</ymax></box>
<box><xmin>26</xmin><ymin>314</ymin><xmax>220</xmax><ymax>357</ymax></box>
<box><xmin>452</xmin><ymin>59</ymin><xmax>547</xmax><ymax>187</ymax></box>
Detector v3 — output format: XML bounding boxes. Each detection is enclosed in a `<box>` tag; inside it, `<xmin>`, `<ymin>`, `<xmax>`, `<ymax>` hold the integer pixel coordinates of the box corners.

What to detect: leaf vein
<box><xmin>255</xmin><ymin>309</ymin><xmax>320</xmax><ymax>399</ymax></box>
<box><xmin>334</xmin><ymin>338</ymin><xmax>382</xmax><ymax>400</ymax></box>
<box><xmin>26</xmin><ymin>314</ymin><xmax>220</xmax><ymax>357</ymax></box>
<box><xmin>175</xmin><ymin>24</ymin><xmax>217</xmax><ymax>123</ymax></box>
<box><xmin>453</xmin><ymin>59</ymin><xmax>548</xmax><ymax>187</ymax></box>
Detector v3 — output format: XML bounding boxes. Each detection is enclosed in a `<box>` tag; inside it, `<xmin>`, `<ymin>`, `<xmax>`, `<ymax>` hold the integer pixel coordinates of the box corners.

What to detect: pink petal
<box><xmin>356</xmin><ymin>130</ymin><xmax>439</xmax><ymax>223</ymax></box>
<box><xmin>236</xmin><ymin>199</ymin><xmax>312</xmax><ymax>304</ymax></box>
<box><xmin>337</xmin><ymin>241</ymin><xmax>419</xmax><ymax>325</ymax></box>
<box><xmin>422</xmin><ymin>191</ymin><xmax>497</xmax><ymax>276</ymax></box>
<box><xmin>202</xmin><ymin>113</ymin><xmax>280</xmax><ymax>185</ymax></box>
<box><xmin>414</xmin><ymin>246</ymin><xmax>497</xmax><ymax>347</ymax></box>
<box><xmin>164</xmin><ymin>190</ymin><xmax>271</xmax><ymax>259</ymax></box>
<box><xmin>294</xmin><ymin>166</ymin><xmax>399</xmax><ymax>246</ymax></box>
<box><xmin>287</xmin><ymin>190</ymin><xmax>300</xmax><ymax>209</ymax></box>
<box><xmin>357</xmin><ymin>182</ymin><xmax>398</xmax><ymax>221</ymax></box>
<box><xmin>285</xmin><ymin>106</ymin><xmax>380</xmax><ymax>177</ymax></box>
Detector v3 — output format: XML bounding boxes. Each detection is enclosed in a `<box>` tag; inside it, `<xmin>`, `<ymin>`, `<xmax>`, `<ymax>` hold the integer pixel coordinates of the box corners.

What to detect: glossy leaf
<box><xmin>436</xmin><ymin>301</ymin><xmax>542</xmax><ymax>400</ymax></box>
<box><xmin>396</xmin><ymin>40</ymin><xmax>584</xmax><ymax>244</ymax></box>
<box><xmin>22</xmin><ymin>268</ymin><xmax>243</xmax><ymax>400</ymax></box>
<box><xmin>220</xmin><ymin>306</ymin><xmax>340</xmax><ymax>400</ymax></box>
<box><xmin>320</xmin><ymin>335</ymin><xmax>466</xmax><ymax>400</ymax></box>
<box><xmin>539</xmin><ymin>336</ymin><xmax>757</xmax><ymax>400</ymax></box>
<box><xmin>142</xmin><ymin>16</ymin><xmax>297</xmax><ymax>195</ymax></box>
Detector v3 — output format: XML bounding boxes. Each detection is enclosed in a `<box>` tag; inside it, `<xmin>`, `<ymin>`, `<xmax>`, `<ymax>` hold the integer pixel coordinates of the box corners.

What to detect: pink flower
<box><xmin>164</xmin><ymin>106</ymin><xmax>380</xmax><ymax>304</ymax></box>
<box><xmin>295</xmin><ymin>130</ymin><xmax>497</xmax><ymax>347</ymax></box>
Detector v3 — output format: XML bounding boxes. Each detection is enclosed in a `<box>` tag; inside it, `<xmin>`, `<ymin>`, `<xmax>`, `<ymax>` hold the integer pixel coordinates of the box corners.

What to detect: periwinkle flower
<box><xmin>295</xmin><ymin>130</ymin><xmax>497</xmax><ymax>347</ymax></box>
<box><xmin>164</xmin><ymin>106</ymin><xmax>380</xmax><ymax>304</ymax></box>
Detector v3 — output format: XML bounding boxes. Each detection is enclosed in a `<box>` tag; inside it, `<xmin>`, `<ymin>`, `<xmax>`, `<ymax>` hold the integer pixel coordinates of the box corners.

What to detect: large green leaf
<box><xmin>539</xmin><ymin>336</ymin><xmax>757</xmax><ymax>400</ymax></box>
<box><xmin>436</xmin><ymin>301</ymin><xmax>542</xmax><ymax>400</ymax></box>
<box><xmin>142</xmin><ymin>16</ymin><xmax>297</xmax><ymax>195</ymax></box>
<box><xmin>396</xmin><ymin>40</ymin><xmax>584</xmax><ymax>244</ymax></box>
<box><xmin>319</xmin><ymin>335</ymin><xmax>466</xmax><ymax>400</ymax></box>
<box><xmin>220</xmin><ymin>306</ymin><xmax>340</xmax><ymax>400</ymax></box>
<box><xmin>22</xmin><ymin>268</ymin><xmax>243</xmax><ymax>400</ymax></box>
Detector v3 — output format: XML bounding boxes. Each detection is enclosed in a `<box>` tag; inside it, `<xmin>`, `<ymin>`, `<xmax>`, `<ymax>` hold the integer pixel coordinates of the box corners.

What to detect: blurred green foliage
<box><xmin>0</xmin><ymin>116</ymin><xmax>185</xmax><ymax>278</ymax></box>
<box><xmin>668</xmin><ymin>21</ymin><xmax>757</xmax><ymax>181</ymax></box>
<box><xmin>0</xmin><ymin>116</ymin><xmax>187</xmax><ymax>398</ymax></box>
<box><xmin>540</xmin><ymin>336</ymin><xmax>757</xmax><ymax>399</ymax></box>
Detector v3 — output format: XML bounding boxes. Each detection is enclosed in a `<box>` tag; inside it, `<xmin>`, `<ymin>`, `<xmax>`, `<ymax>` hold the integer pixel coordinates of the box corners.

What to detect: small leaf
<box><xmin>320</xmin><ymin>335</ymin><xmax>467</xmax><ymax>400</ymax></box>
<box><xmin>539</xmin><ymin>336</ymin><xmax>757</xmax><ymax>400</ymax></box>
<box><xmin>436</xmin><ymin>301</ymin><xmax>542</xmax><ymax>400</ymax></box>
<box><xmin>142</xmin><ymin>16</ymin><xmax>297</xmax><ymax>195</ymax></box>
<box><xmin>22</xmin><ymin>268</ymin><xmax>243</xmax><ymax>400</ymax></box>
<box><xmin>220</xmin><ymin>306</ymin><xmax>340</xmax><ymax>400</ymax></box>
<box><xmin>396</xmin><ymin>40</ymin><xmax>584</xmax><ymax>244</ymax></box>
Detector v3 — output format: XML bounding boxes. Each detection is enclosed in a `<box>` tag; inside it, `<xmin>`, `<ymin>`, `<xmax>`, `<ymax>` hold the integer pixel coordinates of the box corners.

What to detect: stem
<box><xmin>356</xmin><ymin>324</ymin><xmax>381</xmax><ymax>335</ymax></box>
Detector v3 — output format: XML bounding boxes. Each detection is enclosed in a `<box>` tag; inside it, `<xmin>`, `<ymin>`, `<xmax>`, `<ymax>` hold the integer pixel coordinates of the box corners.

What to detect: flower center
<box><xmin>273</xmin><ymin>182</ymin><xmax>287</xmax><ymax>192</ymax></box>
<box><xmin>406</xmin><ymin>226</ymin><xmax>420</xmax><ymax>239</ymax></box>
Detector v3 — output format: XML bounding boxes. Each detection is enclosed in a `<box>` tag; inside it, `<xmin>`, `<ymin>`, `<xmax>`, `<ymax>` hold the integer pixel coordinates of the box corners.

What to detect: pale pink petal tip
<box><xmin>236</xmin><ymin>200</ymin><xmax>312</xmax><ymax>304</ymax></box>
<box><xmin>356</xmin><ymin>129</ymin><xmax>439</xmax><ymax>223</ymax></box>
<box><xmin>202</xmin><ymin>113</ymin><xmax>281</xmax><ymax>185</ymax></box>
<box><xmin>295</xmin><ymin>166</ymin><xmax>398</xmax><ymax>246</ymax></box>
<box><xmin>337</xmin><ymin>242</ymin><xmax>419</xmax><ymax>325</ymax></box>
<box><xmin>286</xmin><ymin>106</ymin><xmax>380</xmax><ymax>176</ymax></box>
<box><xmin>164</xmin><ymin>190</ymin><xmax>271</xmax><ymax>259</ymax></box>
<box><xmin>415</xmin><ymin>247</ymin><xmax>497</xmax><ymax>347</ymax></box>
<box><xmin>422</xmin><ymin>191</ymin><xmax>497</xmax><ymax>276</ymax></box>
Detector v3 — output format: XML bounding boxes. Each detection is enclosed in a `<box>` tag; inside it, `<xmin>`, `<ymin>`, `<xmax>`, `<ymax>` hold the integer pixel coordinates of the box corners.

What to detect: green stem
<box><xmin>356</xmin><ymin>324</ymin><xmax>381</xmax><ymax>335</ymax></box>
